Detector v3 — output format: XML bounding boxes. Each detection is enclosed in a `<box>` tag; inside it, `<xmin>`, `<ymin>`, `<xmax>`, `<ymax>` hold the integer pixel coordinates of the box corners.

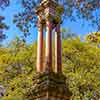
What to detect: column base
<box><xmin>26</xmin><ymin>72</ymin><xmax>72</xmax><ymax>100</ymax></box>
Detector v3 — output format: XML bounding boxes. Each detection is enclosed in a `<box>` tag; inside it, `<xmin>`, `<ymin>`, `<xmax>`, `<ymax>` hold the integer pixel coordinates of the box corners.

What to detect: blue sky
<box><xmin>0</xmin><ymin>0</ymin><xmax>98</xmax><ymax>46</ymax></box>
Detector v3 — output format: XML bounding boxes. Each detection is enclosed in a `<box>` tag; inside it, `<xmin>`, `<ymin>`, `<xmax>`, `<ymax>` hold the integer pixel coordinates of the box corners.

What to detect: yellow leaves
<box><xmin>56</xmin><ymin>6</ymin><xmax>64</xmax><ymax>15</ymax></box>
<box><xmin>86</xmin><ymin>31</ymin><xmax>100</xmax><ymax>43</ymax></box>
<box><xmin>62</xmin><ymin>38</ymin><xmax>100</xmax><ymax>99</ymax></box>
<box><xmin>0</xmin><ymin>37</ymin><xmax>100</xmax><ymax>99</ymax></box>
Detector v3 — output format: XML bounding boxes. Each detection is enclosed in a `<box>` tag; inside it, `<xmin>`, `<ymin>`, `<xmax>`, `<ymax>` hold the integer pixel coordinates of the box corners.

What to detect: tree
<box><xmin>0</xmin><ymin>0</ymin><xmax>10</xmax><ymax>43</ymax></box>
<box><xmin>13</xmin><ymin>0</ymin><xmax>100</xmax><ymax>36</ymax></box>
<box><xmin>0</xmin><ymin>16</ymin><xmax>8</xmax><ymax>43</ymax></box>
<box><xmin>0</xmin><ymin>0</ymin><xmax>9</xmax><ymax>9</ymax></box>
<box><xmin>86</xmin><ymin>31</ymin><xmax>100</xmax><ymax>48</ymax></box>
<box><xmin>0</xmin><ymin>40</ymin><xmax>36</xmax><ymax>100</ymax></box>
<box><xmin>62</xmin><ymin>38</ymin><xmax>100</xmax><ymax>99</ymax></box>
<box><xmin>0</xmin><ymin>37</ymin><xmax>100</xmax><ymax>100</ymax></box>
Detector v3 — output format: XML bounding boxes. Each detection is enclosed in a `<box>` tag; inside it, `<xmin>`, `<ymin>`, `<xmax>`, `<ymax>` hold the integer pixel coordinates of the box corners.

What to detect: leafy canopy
<box><xmin>13</xmin><ymin>0</ymin><xmax>100</xmax><ymax>36</ymax></box>
<box><xmin>0</xmin><ymin>37</ymin><xmax>100</xmax><ymax>100</ymax></box>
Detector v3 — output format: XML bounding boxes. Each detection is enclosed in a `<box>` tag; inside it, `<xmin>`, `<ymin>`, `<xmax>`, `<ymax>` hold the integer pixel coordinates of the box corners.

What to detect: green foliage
<box><xmin>0</xmin><ymin>0</ymin><xmax>9</xmax><ymax>9</ymax></box>
<box><xmin>62</xmin><ymin>38</ymin><xmax>100</xmax><ymax>99</ymax></box>
<box><xmin>0</xmin><ymin>38</ymin><xmax>37</xmax><ymax>100</ymax></box>
<box><xmin>13</xmin><ymin>0</ymin><xmax>100</xmax><ymax>36</ymax></box>
<box><xmin>0</xmin><ymin>16</ymin><xmax>8</xmax><ymax>42</ymax></box>
<box><xmin>0</xmin><ymin>38</ymin><xmax>100</xmax><ymax>100</ymax></box>
<box><xmin>86</xmin><ymin>31</ymin><xmax>100</xmax><ymax>44</ymax></box>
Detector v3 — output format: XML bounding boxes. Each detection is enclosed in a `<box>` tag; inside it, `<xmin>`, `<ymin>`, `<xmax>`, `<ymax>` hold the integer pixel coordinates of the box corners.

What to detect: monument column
<box><xmin>45</xmin><ymin>18</ymin><xmax>52</xmax><ymax>72</ymax></box>
<box><xmin>37</xmin><ymin>20</ymin><xmax>44</xmax><ymax>73</ymax></box>
<box><xmin>27</xmin><ymin>0</ymin><xmax>72</xmax><ymax>99</ymax></box>
<box><xmin>55</xmin><ymin>24</ymin><xmax>62</xmax><ymax>73</ymax></box>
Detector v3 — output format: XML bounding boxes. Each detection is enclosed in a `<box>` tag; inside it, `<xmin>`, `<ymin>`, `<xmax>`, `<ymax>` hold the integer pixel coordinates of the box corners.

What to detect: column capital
<box><xmin>37</xmin><ymin>20</ymin><xmax>43</xmax><ymax>30</ymax></box>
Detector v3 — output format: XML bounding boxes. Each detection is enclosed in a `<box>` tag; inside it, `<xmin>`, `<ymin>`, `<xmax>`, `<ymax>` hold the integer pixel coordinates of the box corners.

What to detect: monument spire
<box><xmin>26</xmin><ymin>0</ymin><xmax>72</xmax><ymax>99</ymax></box>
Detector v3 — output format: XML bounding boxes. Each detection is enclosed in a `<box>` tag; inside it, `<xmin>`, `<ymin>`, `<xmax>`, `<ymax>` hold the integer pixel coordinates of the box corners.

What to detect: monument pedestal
<box><xmin>26</xmin><ymin>72</ymin><xmax>71</xmax><ymax>100</ymax></box>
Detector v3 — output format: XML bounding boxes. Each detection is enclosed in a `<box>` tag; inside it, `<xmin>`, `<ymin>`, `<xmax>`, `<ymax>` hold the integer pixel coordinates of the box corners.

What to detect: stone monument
<box><xmin>26</xmin><ymin>0</ymin><xmax>72</xmax><ymax>100</ymax></box>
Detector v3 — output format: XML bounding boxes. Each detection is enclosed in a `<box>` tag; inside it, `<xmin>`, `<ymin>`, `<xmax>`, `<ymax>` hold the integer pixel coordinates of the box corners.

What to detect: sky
<box><xmin>0</xmin><ymin>0</ymin><xmax>98</xmax><ymax>46</ymax></box>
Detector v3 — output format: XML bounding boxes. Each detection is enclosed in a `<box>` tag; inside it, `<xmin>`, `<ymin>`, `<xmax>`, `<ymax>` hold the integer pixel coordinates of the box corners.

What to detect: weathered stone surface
<box><xmin>26</xmin><ymin>72</ymin><xmax>72</xmax><ymax>100</ymax></box>
<box><xmin>33</xmin><ymin>0</ymin><xmax>71</xmax><ymax>100</ymax></box>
